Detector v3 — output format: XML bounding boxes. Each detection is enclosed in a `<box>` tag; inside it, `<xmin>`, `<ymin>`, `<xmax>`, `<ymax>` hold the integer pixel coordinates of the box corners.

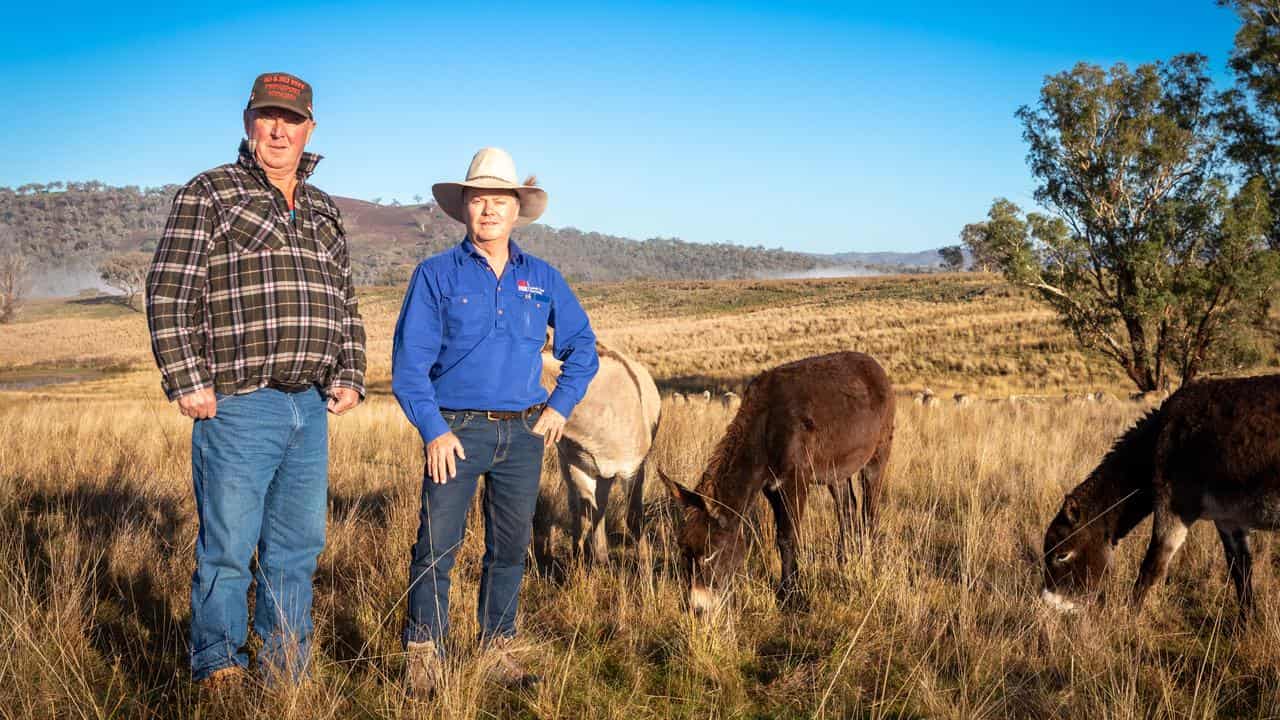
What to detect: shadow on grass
<box><xmin>7</xmin><ymin>481</ymin><xmax>193</xmax><ymax>716</ymax></box>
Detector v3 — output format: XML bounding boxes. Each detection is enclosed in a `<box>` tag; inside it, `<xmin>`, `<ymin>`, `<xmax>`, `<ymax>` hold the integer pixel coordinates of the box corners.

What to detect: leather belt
<box><xmin>443</xmin><ymin>404</ymin><xmax>545</xmax><ymax>422</ymax></box>
<box><xmin>266</xmin><ymin>379</ymin><xmax>316</xmax><ymax>394</ymax></box>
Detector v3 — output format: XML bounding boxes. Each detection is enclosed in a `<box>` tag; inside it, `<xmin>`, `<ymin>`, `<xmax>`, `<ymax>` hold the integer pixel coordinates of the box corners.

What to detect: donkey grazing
<box><xmin>661</xmin><ymin>351</ymin><xmax>894</xmax><ymax>615</ymax></box>
<box><xmin>1042</xmin><ymin>374</ymin><xmax>1280</xmax><ymax>614</ymax></box>
<box><xmin>533</xmin><ymin>343</ymin><xmax>661</xmax><ymax>565</ymax></box>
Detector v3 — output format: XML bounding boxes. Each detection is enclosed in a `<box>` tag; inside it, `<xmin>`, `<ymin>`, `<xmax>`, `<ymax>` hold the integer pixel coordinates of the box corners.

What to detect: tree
<box><xmin>960</xmin><ymin>197</ymin><xmax>1028</xmax><ymax>272</ymax></box>
<box><xmin>1220</xmin><ymin>0</ymin><xmax>1280</xmax><ymax>247</ymax></box>
<box><xmin>98</xmin><ymin>251</ymin><xmax>151</xmax><ymax>311</ymax></box>
<box><xmin>0</xmin><ymin>253</ymin><xmax>30</xmax><ymax>324</ymax></box>
<box><xmin>937</xmin><ymin>245</ymin><xmax>965</xmax><ymax>271</ymax></box>
<box><xmin>989</xmin><ymin>54</ymin><xmax>1263</xmax><ymax>392</ymax></box>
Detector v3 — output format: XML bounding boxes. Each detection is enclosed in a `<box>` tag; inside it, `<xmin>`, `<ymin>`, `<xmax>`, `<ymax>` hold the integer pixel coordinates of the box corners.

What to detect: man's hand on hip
<box><xmin>531</xmin><ymin>407</ymin><xmax>567</xmax><ymax>447</ymax></box>
<box><xmin>177</xmin><ymin>387</ymin><xmax>217</xmax><ymax>419</ymax></box>
<box><xmin>426</xmin><ymin>431</ymin><xmax>466</xmax><ymax>484</ymax></box>
<box><xmin>327</xmin><ymin>387</ymin><xmax>361</xmax><ymax>415</ymax></box>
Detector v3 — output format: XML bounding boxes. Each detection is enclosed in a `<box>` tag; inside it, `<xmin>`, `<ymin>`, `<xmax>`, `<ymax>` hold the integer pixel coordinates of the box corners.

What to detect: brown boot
<box><xmin>404</xmin><ymin>640</ymin><xmax>443</xmax><ymax>700</ymax></box>
<box><xmin>484</xmin><ymin>635</ymin><xmax>540</xmax><ymax>689</ymax></box>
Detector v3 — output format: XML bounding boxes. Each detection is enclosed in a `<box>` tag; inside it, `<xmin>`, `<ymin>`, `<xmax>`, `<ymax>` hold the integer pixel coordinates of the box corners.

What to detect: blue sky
<box><xmin>0</xmin><ymin>1</ymin><xmax>1241</xmax><ymax>254</ymax></box>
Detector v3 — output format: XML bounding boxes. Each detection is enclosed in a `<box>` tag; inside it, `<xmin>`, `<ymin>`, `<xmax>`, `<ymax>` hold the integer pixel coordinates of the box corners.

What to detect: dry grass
<box><xmin>3</xmin><ymin>274</ymin><xmax>1280</xmax><ymax>718</ymax></box>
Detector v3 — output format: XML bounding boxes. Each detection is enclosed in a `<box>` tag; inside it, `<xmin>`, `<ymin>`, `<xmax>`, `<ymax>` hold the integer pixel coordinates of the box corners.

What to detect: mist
<box><xmin>27</xmin><ymin>265</ymin><xmax>114</xmax><ymax>298</ymax></box>
<box><xmin>759</xmin><ymin>265</ymin><xmax>886</xmax><ymax>281</ymax></box>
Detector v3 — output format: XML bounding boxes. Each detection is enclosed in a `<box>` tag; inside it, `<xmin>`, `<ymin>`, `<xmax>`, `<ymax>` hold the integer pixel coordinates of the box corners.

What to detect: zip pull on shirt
<box><xmin>391</xmin><ymin>238</ymin><xmax>599</xmax><ymax>444</ymax></box>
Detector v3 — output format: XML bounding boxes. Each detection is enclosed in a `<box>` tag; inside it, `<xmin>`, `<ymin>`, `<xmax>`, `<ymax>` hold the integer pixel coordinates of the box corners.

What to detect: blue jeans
<box><xmin>189</xmin><ymin>387</ymin><xmax>329</xmax><ymax>682</ymax></box>
<box><xmin>404</xmin><ymin>409</ymin><xmax>545</xmax><ymax>647</ymax></box>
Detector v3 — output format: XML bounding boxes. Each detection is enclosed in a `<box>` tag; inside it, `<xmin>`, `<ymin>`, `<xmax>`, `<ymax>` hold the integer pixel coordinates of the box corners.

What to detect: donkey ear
<box><xmin>1061</xmin><ymin>497</ymin><xmax>1080</xmax><ymax>525</ymax></box>
<box><xmin>658</xmin><ymin>469</ymin><xmax>707</xmax><ymax>513</ymax></box>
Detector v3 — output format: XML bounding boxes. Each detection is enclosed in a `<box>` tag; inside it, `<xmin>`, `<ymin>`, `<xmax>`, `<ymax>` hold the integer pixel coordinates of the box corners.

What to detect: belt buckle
<box><xmin>486</xmin><ymin>410</ymin><xmax>501</xmax><ymax>422</ymax></box>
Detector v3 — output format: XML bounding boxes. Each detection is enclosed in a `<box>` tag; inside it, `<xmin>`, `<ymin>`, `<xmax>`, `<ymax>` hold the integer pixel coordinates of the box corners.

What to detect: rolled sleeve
<box><xmin>145</xmin><ymin>181</ymin><xmax>214</xmax><ymax>401</ymax></box>
<box><xmin>392</xmin><ymin>264</ymin><xmax>450</xmax><ymax>443</ymax></box>
<box><xmin>546</xmin><ymin>269</ymin><xmax>598</xmax><ymax>418</ymax></box>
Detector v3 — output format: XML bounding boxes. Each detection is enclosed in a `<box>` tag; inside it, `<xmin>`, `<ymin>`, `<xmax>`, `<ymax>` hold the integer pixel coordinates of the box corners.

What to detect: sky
<box><xmin>0</xmin><ymin>1</ymin><xmax>1243</xmax><ymax>255</ymax></box>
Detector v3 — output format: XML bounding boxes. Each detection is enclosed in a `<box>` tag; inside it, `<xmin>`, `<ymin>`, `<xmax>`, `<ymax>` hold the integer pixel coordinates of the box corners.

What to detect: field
<box><xmin>3</xmin><ymin>273</ymin><xmax>1280</xmax><ymax>719</ymax></box>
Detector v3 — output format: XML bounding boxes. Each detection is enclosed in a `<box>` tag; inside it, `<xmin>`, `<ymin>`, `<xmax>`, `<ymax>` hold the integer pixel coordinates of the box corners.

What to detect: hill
<box><xmin>0</xmin><ymin>182</ymin><xmax>961</xmax><ymax>293</ymax></box>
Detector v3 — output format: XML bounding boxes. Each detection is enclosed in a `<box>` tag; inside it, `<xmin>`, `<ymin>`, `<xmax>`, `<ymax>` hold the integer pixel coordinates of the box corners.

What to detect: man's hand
<box><xmin>530</xmin><ymin>407</ymin><xmax>567</xmax><ymax>447</ymax></box>
<box><xmin>426</xmin><ymin>431</ymin><xmax>466</xmax><ymax>484</ymax></box>
<box><xmin>177</xmin><ymin>387</ymin><xmax>217</xmax><ymax>419</ymax></box>
<box><xmin>327</xmin><ymin>387</ymin><xmax>361</xmax><ymax>415</ymax></box>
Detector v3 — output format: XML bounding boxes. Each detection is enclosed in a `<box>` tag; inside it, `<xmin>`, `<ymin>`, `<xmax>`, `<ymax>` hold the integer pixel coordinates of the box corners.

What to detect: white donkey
<box><xmin>533</xmin><ymin>343</ymin><xmax>661</xmax><ymax>565</ymax></box>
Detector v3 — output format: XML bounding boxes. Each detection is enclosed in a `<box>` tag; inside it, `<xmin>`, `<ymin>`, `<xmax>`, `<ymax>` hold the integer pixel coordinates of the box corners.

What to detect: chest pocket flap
<box><xmin>225</xmin><ymin>197</ymin><xmax>286</xmax><ymax>254</ymax></box>
<box><xmin>311</xmin><ymin>206</ymin><xmax>346</xmax><ymax>265</ymax></box>
<box><xmin>443</xmin><ymin>292</ymin><xmax>488</xmax><ymax>341</ymax></box>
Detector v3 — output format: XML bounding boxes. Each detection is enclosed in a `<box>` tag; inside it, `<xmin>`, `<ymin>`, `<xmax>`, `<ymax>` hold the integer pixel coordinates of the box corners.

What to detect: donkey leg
<box><xmin>859</xmin><ymin>439</ymin><xmax>891</xmax><ymax>539</ymax></box>
<box><xmin>764</xmin><ymin>480</ymin><xmax>808</xmax><ymax>609</ymax></box>
<box><xmin>532</xmin><ymin>490</ymin><xmax>556</xmax><ymax>572</ymax></box>
<box><xmin>1132</xmin><ymin>510</ymin><xmax>1190</xmax><ymax>609</ymax></box>
<box><xmin>827</xmin><ymin>478</ymin><xmax>854</xmax><ymax>564</ymax></box>
<box><xmin>588</xmin><ymin>474</ymin><xmax>616</xmax><ymax>564</ymax></box>
<box><xmin>624</xmin><ymin>460</ymin><xmax>646</xmax><ymax>548</ymax></box>
<box><xmin>560</xmin><ymin>455</ymin><xmax>590</xmax><ymax>562</ymax></box>
<box><xmin>1215</xmin><ymin>522</ymin><xmax>1255</xmax><ymax>615</ymax></box>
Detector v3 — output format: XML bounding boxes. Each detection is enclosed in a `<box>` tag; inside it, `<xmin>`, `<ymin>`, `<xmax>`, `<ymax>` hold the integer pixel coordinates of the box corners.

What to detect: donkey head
<box><xmin>1041</xmin><ymin>495</ymin><xmax>1113</xmax><ymax>611</ymax></box>
<box><xmin>659</xmin><ymin>469</ymin><xmax>747</xmax><ymax>616</ymax></box>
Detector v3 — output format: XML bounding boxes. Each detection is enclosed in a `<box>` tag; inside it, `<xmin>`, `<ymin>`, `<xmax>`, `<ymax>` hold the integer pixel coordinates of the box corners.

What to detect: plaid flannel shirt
<box><xmin>145</xmin><ymin>141</ymin><xmax>366</xmax><ymax>401</ymax></box>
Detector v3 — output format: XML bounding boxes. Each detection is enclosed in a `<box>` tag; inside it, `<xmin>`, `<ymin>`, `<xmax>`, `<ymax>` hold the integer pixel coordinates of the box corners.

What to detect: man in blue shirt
<box><xmin>392</xmin><ymin>147</ymin><xmax>598</xmax><ymax>696</ymax></box>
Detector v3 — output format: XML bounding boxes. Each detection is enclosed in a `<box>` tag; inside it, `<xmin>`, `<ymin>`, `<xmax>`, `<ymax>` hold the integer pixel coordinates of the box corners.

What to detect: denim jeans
<box><xmin>189</xmin><ymin>386</ymin><xmax>329</xmax><ymax>682</ymax></box>
<box><xmin>403</xmin><ymin>409</ymin><xmax>545</xmax><ymax>647</ymax></box>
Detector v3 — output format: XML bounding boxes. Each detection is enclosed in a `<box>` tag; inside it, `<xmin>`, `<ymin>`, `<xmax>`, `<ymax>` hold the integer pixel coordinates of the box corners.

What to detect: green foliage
<box><xmin>975</xmin><ymin>54</ymin><xmax>1280</xmax><ymax>392</ymax></box>
<box><xmin>972</xmin><ymin>180</ymin><xmax>1278</xmax><ymax>390</ymax></box>
<box><xmin>1220</xmin><ymin>0</ymin><xmax>1280</xmax><ymax>245</ymax></box>
<box><xmin>937</xmin><ymin>245</ymin><xmax>964</xmax><ymax>271</ymax></box>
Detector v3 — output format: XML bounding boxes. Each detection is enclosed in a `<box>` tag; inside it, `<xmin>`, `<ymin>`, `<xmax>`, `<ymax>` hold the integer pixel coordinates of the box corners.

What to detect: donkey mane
<box><xmin>1070</xmin><ymin>405</ymin><xmax>1167</xmax><ymax>540</ymax></box>
<box><xmin>695</xmin><ymin>377</ymin><xmax>767</xmax><ymax>515</ymax></box>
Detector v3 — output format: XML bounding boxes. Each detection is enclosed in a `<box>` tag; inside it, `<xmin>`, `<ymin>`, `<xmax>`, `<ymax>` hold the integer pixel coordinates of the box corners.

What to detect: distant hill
<box><xmin>0</xmin><ymin>182</ymin><xmax>950</xmax><ymax>294</ymax></box>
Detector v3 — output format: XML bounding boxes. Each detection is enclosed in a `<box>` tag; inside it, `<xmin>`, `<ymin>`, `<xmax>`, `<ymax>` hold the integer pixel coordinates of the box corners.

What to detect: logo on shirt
<box><xmin>516</xmin><ymin>279</ymin><xmax>545</xmax><ymax>296</ymax></box>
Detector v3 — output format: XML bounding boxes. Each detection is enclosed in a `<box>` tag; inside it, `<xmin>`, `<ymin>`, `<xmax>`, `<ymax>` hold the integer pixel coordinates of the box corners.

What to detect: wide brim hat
<box><xmin>432</xmin><ymin>147</ymin><xmax>547</xmax><ymax>227</ymax></box>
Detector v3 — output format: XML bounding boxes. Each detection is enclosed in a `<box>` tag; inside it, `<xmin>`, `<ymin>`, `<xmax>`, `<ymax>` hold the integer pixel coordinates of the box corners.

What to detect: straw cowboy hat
<box><xmin>432</xmin><ymin>147</ymin><xmax>547</xmax><ymax>227</ymax></box>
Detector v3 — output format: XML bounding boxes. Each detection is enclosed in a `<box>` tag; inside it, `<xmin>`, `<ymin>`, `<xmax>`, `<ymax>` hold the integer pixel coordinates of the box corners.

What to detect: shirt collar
<box><xmin>236</xmin><ymin>139</ymin><xmax>323</xmax><ymax>181</ymax></box>
<box><xmin>458</xmin><ymin>237</ymin><xmax>525</xmax><ymax>266</ymax></box>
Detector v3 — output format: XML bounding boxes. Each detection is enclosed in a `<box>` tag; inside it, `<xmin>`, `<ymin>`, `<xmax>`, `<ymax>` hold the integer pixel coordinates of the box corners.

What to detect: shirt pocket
<box><xmin>517</xmin><ymin>295</ymin><xmax>552</xmax><ymax>347</ymax></box>
<box><xmin>443</xmin><ymin>293</ymin><xmax>488</xmax><ymax>342</ymax></box>
<box><xmin>225</xmin><ymin>197</ymin><xmax>286</xmax><ymax>254</ymax></box>
<box><xmin>311</xmin><ymin>208</ymin><xmax>345</xmax><ymax>267</ymax></box>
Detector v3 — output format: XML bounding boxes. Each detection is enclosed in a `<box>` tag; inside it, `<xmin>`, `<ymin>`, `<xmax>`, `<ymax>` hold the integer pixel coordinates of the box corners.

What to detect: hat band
<box><xmin>467</xmin><ymin>175</ymin><xmax>518</xmax><ymax>184</ymax></box>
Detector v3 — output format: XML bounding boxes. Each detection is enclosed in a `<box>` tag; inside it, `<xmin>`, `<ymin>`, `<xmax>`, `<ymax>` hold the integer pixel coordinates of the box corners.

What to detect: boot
<box><xmin>404</xmin><ymin>639</ymin><xmax>444</xmax><ymax>700</ymax></box>
<box><xmin>484</xmin><ymin>635</ymin><xmax>540</xmax><ymax>689</ymax></box>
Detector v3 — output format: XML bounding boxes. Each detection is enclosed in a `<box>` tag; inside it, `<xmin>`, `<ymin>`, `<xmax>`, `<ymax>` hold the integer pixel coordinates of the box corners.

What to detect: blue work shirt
<box><xmin>391</xmin><ymin>238</ymin><xmax>599</xmax><ymax>444</ymax></box>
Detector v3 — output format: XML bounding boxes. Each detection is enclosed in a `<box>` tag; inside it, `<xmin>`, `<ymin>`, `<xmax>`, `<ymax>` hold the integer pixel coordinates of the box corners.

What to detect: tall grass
<box><xmin>3</xmin><ymin>390</ymin><xmax>1279</xmax><ymax>719</ymax></box>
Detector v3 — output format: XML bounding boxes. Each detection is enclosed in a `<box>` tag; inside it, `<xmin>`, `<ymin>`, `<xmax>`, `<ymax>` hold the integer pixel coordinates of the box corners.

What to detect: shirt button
<box><xmin>498</xmin><ymin>309</ymin><xmax>504</xmax><ymax>315</ymax></box>
<box><xmin>461</xmin><ymin>298</ymin><xmax>468</xmax><ymax>304</ymax></box>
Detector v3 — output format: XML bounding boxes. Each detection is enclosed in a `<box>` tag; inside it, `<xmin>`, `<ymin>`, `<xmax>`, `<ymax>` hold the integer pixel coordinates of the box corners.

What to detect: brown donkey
<box><xmin>1042</xmin><ymin>374</ymin><xmax>1280</xmax><ymax>614</ymax></box>
<box><xmin>661</xmin><ymin>351</ymin><xmax>894</xmax><ymax>615</ymax></box>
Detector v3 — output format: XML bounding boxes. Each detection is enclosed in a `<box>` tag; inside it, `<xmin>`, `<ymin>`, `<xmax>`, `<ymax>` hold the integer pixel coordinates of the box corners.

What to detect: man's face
<box><xmin>244</xmin><ymin>107</ymin><xmax>314</xmax><ymax>174</ymax></box>
<box><xmin>464</xmin><ymin>189</ymin><xmax>520</xmax><ymax>244</ymax></box>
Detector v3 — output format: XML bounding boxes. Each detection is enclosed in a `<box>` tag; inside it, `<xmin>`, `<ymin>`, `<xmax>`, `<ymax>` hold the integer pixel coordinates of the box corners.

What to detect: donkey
<box><xmin>1042</xmin><ymin>373</ymin><xmax>1280</xmax><ymax>615</ymax></box>
<box><xmin>532</xmin><ymin>343</ymin><xmax>661</xmax><ymax>566</ymax></box>
<box><xmin>660</xmin><ymin>351</ymin><xmax>894</xmax><ymax>615</ymax></box>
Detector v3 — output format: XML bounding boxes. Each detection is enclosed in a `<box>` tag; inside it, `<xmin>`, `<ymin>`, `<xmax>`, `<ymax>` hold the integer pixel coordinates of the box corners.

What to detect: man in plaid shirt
<box><xmin>145</xmin><ymin>72</ymin><xmax>365</xmax><ymax>688</ymax></box>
